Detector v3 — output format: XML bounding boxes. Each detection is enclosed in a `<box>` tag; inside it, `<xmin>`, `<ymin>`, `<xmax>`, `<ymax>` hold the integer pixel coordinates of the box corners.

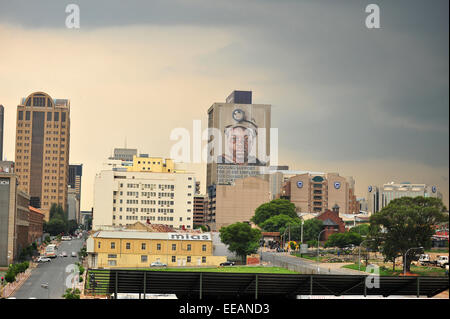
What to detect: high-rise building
<box><xmin>366</xmin><ymin>182</ymin><xmax>443</xmax><ymax>214</ymax></box>
<box><xmin>280</xmin><ymin>172</ymin><xmax>358</xmax><ymax>214</ymax></box>
<box><xmin>206</xmin><ymin>91</ymin><xmax>272</xmax><ymax>230</ymax></box>
<box><xmin>0</xmin><ymin>164</ymin><xmax>30</xmax><ymax>265</ymax></box>
<box><xmin>0</xmin><ymin>105</ymin><xmax>4</xmax><ymax>161</ymax></box>
<box><xmin>14</xmin><ymin>92</ymin><xmax>70</xmax><ymax>221</ymax></box>
<box><xmin>93</xmin><ymin>154</ymin><xmax>196</xmax><ymax>231</ymax></box>
<box><xmin>193</xmin><ymin>195</ymin><xmax>208</xmax><ymax>226</ymax></box>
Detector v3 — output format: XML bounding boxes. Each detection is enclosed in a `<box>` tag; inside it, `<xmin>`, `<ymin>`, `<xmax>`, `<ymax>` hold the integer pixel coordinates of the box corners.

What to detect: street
<box><xmin>12</xmin><ymin>238</ymin><xmax>85</xmax><ymax>299</ymax></box>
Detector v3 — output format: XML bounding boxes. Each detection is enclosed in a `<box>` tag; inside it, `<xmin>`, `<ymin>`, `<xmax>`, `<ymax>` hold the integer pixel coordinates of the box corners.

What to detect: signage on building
<box><xmin>297</xmin><ymin>181</ymin><xmax>303</xmax><ymax>188</ymax></box>
<box><xmin>168</xmin><ymin>233</ymin><xmax>211</xmax><ymax>241</ymax></box>
<box><xmin>432</xmin><ymin>186</ymin><xmax>437</xmax><ymax>193</ymax></box>
<box><xmin>368</xmin><ymin>186</ymin><xmax>372</xmax><ymax>192</ymax></box>
<box><xmin>334</xmin><ymin>182</ymin><xmax>341</xmax><ymax>189</ymax></box>
<box><xmin>0</xmin><ymin>178</ymin><xmax>10</xmax><ymax>185</ymax></box>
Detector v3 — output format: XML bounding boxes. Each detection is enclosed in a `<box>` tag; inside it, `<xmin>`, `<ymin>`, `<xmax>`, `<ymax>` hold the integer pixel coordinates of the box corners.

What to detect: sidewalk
<box><xmin>0</xmin><ymin>263</ymin><xmax>37</xmax><ymax>298</ymax></box>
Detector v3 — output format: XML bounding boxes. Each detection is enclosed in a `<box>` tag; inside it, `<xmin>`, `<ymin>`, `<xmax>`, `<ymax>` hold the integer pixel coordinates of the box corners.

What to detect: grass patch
<box><xmin>291</xmin><ymin>253</ymin><xmax>328</xmax><ymax>262</ymax></box>
<box><xmin>342</xmin><ymin>264</ymin><xmax>447</xmax><ymax>277</ymax></box>
<box><xmin>139</xmin><ymin>266</ymin><xmax>299</xmax><ymax>274</ymax></box>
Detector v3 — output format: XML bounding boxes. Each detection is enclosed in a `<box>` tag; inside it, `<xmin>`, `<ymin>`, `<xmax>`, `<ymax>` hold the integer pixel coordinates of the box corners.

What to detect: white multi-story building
<box><xmin>366</xmin><ymin>182</ymin><xmax>442</xmax><ymax>214</ymax></box>
<box><xmin>93</xmin><ymin>157</ymin><xmax>196</xmax><ymax>231</ymax></box>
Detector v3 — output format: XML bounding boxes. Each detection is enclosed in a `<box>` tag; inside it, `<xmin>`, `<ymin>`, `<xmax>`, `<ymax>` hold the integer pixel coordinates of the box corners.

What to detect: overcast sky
<box><xmin>0</xmin><ymin>0</ymin><xmax>448</xmax><ymax>209</ymax></box>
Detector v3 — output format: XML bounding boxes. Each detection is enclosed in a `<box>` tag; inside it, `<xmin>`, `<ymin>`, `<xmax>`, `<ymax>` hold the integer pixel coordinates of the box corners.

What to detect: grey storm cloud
<box><xmin>0</xmin><ymin>0</ymin><xmax>448</xmax><ymax>165</ymax></box>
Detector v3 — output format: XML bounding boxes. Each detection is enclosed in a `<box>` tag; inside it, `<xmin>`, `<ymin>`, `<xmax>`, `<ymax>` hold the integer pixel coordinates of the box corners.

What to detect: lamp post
<box><xmin>317</xmin><ymin>228</ymin><xmax>337</xmax><ymax>263</ymax></box>
<box><xmin>404</xmin><ymin>247</ymin><xmax>423</xmax><ymax>275</ymax></box>
<box><xmin>359</xmin><ymin>239</ymin><xmax>375</xmax><ymax>271</ymax></box>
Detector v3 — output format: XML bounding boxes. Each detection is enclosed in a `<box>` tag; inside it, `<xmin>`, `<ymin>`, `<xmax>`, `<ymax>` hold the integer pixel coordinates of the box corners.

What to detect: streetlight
<box><xmin>404</xmin><ymin>247</ymin><xmax>423</xmax><ymax>275</ymax></box>
<box><xmin>41</xmin><ymin>282</ymin><xmax>49</xmax><ymax>299</ymax></box>
<box><xmin>359</xmin><ymin>239</ymin><xmax>375</xmax><ymax>271</ymax></box>
<box><xmin>317</xmin><ymin>228</ymin><xmax>337</xmax><ymax>263</ymax></box>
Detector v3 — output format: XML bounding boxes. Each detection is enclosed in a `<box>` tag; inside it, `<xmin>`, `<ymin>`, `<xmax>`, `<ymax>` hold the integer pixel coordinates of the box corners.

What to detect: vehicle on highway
<box><xmin>37</xmin><ymin>256</ymin><xmax>51</xmax><ymax>263</ymax></box>
<box><xmin>44</xmin><ymin>244</ymin><xmax>57</xmax><ymax>258</ymax></box>
<box><xmin>150</xmin><ymin>261</ymin><xmax>167</xmax><ymax>267</ymax></box>
<box><xmin>61</xmin><ymin>236</ymin><xmax>72</xmax><ymax>241</ymax></box>
<box><xmin>220</xmin><ymin>261</ymin><xmax>235</xmax><ymax>266</ymax></box>
<box><xmin>71</xmin><ymin>252</ymin><xmax>77</xmax><ymax>257</ymax></box>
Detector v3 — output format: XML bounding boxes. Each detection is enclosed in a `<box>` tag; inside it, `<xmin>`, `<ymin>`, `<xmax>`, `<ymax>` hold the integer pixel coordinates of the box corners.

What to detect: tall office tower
<box><xmin>0</xmin><ymin>105</ymin><xmax>4</xmax><ymax>161</ymax></box>
<box><xmin>68</xmin><ymin>164</ymin><xmax>82</xmax><ymax>221</ymax></box>
<box><xmin>14</xmin><ymin>92</ymin><xmax>70</xmax><ymax>221</ymax></box>
<box><xmin>205</xmin><ymin>91</ymin><xmax>272</xmax><ymax>230</ymax></box>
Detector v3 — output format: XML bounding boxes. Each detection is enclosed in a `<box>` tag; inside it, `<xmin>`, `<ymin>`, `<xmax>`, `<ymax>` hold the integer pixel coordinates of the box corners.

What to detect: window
<box><xmin>108</xmin><ymin>260</ymin><xmax>117</xmax><ymax>266</ymax></box>
<box><xmin>54</xmin><ymin>112</ymin><xmax>59</xmax><ymax>121</ymax></box>
<box><xmin>202</xmin><ymin>245</ymin><xmax>207</xmax><ymax>252</ymax></box>
<box><xmin>157</xmin><ymin>243</ymin><xmax>161</xmax><ymax>251</ymax></box>
<box><xmin>126</xmin><ymin>243</ymin><xmax>131</xmax><ymax>249</ymax></box>
<box><xmin>202</xmin><ymin>257</ymin><xmax>206</xmax><ymax>263</ymax></box>
<box><xmin>172</xmin><ymin>244</ymin><xmax>176</xmax><ymax>251</ymax></box>
<box><xmin>108</xmin><ymin>254</ymin><xmax>117</xmax><ymax>258</ymax></box>
<box><xmin>111</xmin><ymin>242</ymin><xmax>116</xmax><ymax>249</ymax></box>
<box><xmin>18</xmin><ymin>111</ymin><xmax>23</xmax><ymax>120</ymax></box>
<box><xmin>141</xmin><ymin>243</ymin><xmax>146</xmax><ymax>250</ymax></box>
<box><xmin>172</xmin><ymin>256</ymin><xmax>176</xmax><ymax>263</ymax></box>
<box><xmin>98</xmin><ymin>242</ymin><xmax>101</xmax><ymax>249</ymax></box>
<box><xmin>61</xmin><ymin>112</ymin><xmax>66</xmax><ymax>122</ymax></box>
<box><xmin>187</xmin><ymin>244</ymin><xmax>191</xmax><ymax>251</ymax></box>
<box><xmin>25</xmin><ymin>111</ymin><xmax>30</xmax><ymax>120</ymax></box>
<box><xmin>47</xmin><ymin>112</ymin><xmax>52</xmax><ymax>121</ymax></box>
<box><xmin>141</xmin><ymin>255</ymin><xmax>148</xmax><ymax>263</ymax></box>
<box><xmin>187</xmin><ymin>256</ymin><xmax>191</xmax><ymax>263</ymax></box>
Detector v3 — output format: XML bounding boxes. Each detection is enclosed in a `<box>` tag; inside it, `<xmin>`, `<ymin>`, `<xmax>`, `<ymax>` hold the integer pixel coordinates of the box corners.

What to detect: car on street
<box><xmin>37</xmin><ymin>256</ymin><xmax>51</xmax><ymax>263</ymax></box>
<box><xmin>150</xmin><ymin>261</ymin><xmax>167</xmax><ymax>267</ymax></box>
<box><xmin>61</xmin><ymin>251</ymin><xmax>68</xmax><ymax>257</ymax></box>
<box><xmin>220</xmin><ymin>261</ymin><xmax>235</xmax><ymax>266</ymax></box>
<box><xmin>71</xmin><ymin>252</ymin><xmax>77</xmax><ymax>257</ymax></box>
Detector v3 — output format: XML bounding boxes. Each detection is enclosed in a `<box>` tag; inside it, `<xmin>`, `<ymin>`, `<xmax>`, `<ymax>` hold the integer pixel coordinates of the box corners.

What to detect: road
<box><xmin>13</xmin><ymin>238</ymin><xmax>85</xmax><ymax>299</ymax></box>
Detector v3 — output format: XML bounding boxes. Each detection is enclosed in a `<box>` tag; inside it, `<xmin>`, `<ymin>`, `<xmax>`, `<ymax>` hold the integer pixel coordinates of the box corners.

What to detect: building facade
<box><xmin>86</xmin><ymin>231</ymin><xmax>226</xmax><ymax>268</ymax></box>
<box><xmin>28</xmin><ymin>206</ymin><xmax>44</xmax><ymax>245</ymax></box>
<box><xmin>93</xmin><ymin>156</ymin><xmax>196</xmax><ymax>231</ymax></box>
<box><xmin>193</xmin><ymin>195</ymin><xmax>208</xmax><ymax>226</ymax></box>
<box><xmin>281</xmin><ymin>173</ymin><xmax>358</xmax><ymax>215</ymax></box>
<box><xmin>0</xmin><ymin>166</ymin><xmax>30</xmax><ymax>265</ymax></box>
<box><xmin>366</xmin><ymin>182</ymin><xmax>443</xmax><ymax>214</ymax></box>
<box><xmin>0</xmin><ymin>104</ymin><xmax>4</xmax><ymax>161</ymax></box>
<box><xmin>14</xmin><ymin>92</ymin><xmax>70</xmax><ymax>220</ymax></box>
<box><xmin>206</xmin><ymin>176</ymin><xmax>271</xmax><ymax>230</ymax></box>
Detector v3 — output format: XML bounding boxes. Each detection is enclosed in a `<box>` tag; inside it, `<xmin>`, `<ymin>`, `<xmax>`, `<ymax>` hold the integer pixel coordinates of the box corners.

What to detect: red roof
<box><xmin>29</xmin><ymin>206</ymin><xmax>44</xmax><ymax>215</ymax></box>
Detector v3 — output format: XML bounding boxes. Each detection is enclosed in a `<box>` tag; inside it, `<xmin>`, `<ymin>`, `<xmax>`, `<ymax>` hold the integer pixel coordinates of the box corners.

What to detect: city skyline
<box><xmin>0</xmin><ymin>0</ymin><xmax>448</xmax><ymax>210</ymax></box>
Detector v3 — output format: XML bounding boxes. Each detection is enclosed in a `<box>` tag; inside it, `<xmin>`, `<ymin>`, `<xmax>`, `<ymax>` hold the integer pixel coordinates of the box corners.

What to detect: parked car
<box><xmin>437</xmin><ymin>256</ymin><xmax>449</xmax><ymax>268</ymax></box>
<box><xmin>150</xmin><ymin>261</ymin><xmax>167</xmax><ymax>267</ymax></box>
<box><xmin>71</xmin><ymin>252</ymin><xmax>77</xmax><ymax>257</ymax></box>
<box><xmin>37</xmin><ymin>256</ymin><xmax>51</xmax><ymax>263</ymax></box>
<box><xmin>220</xmin><ymin>261</ymin><xmax>235</xmax><ymax>266</ymax></box>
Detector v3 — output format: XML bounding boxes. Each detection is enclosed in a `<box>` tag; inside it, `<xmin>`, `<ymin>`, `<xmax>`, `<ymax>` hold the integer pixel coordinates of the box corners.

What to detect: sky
<box><xmin>0</xmin><ymin>0</ymin><xmax>448</xmax><ymax>210</ymax></box>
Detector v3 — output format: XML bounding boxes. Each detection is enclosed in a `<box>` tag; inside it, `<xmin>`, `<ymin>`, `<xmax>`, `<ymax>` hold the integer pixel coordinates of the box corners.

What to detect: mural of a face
<box><xmin>224</xmin><ymin>126</ymin><xmax>255</xmax><ymax>163</ymax></box>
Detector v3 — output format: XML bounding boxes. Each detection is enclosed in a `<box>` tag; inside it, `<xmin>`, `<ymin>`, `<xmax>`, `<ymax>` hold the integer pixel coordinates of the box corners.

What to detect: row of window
<box><xmin>107</xmin><ymin>256</ymin><xmax>206</xmax><ymax>266</ymax></box>
<box><xmin>18</xmin><ymin>111</ymin><xmax>67</xmax><ymax>122</ymax></box>
<box><xmin>100</xmin><ymin>241</ymin><xmax>206</xmax><ymax>252</ymax></box>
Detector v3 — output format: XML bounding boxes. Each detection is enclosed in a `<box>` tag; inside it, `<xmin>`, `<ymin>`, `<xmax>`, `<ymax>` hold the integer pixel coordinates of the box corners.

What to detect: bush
<box><xmin>5</xmin><ymin>270</ymin><xmax>15</xmax><ymax>283</ymax></box>
<box><xmin>79</xmin><ymin>276</ymin><xmax>83</xmax><ymax>283</ymax></box>
<box><xmin>306</xmin><ymin>240</ymin><xmax>318</xmax><ymax>247</ymax></box>
<box><xmin>63</xmin><ymin>288</ymin><xmax>81</xmax><ymax>299</ymax></box>
<box><xmin>78</xmin><ymin>265</ymin><xmax>85</xmax><ymax>276</ymax></box>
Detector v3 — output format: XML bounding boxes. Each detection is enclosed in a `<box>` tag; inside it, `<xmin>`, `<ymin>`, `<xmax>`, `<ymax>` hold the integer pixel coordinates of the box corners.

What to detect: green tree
<box><xmin>301</xmin><ymin>219</ymin><xmax>324</xmax><ymax>242</ymax></box>
<box><xmin>63</xmin><ymin>288</ymin><xmax>81</xmax><ymax>299</ymax></box>
<box><xmin>219</xmin><ymin>222</ymin><xmax>261</xmax><ymax>264</ymax></box>
<box><xmin>349</xmin><ymin>224</ymin><xmax>370</xmax><ymax>236</ymax></box>
<box><xmin>260</xmin><ymin>214</ymin><xmax>300</xmax><ymax>234</ymax></box>
<box><xmin>68</xmin><ymin>219</ymin><xmax>78</xmax><ymax>235</ymax></box>
<box><xmin>46</xmin><ymin>218</ymin><xmax>66</xmax><ymax>236</ymax></box>
<box><xmin>370</xmin><ymin>196</ymin><xmax>447</xmax><ymax>273</ymax></box>
<box><xmin>251</xmin><ymin>199</ymin><xmax>297</xmax><ymax>226</ymax></box>
<box><xmin>324</xmin><ymin>232</ymin><xmax>362</xmax><ymax>248</ymax></box>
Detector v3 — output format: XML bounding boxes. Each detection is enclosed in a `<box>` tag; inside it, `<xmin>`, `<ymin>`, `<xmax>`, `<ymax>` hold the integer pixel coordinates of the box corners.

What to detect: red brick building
<box><xmin>28</xmin><ymin>206</ymin><xmax>44</xmax><ymax>244</ymax></box>
<box><xmin>316</xmin><ymin>204</ymin><xmax>346</xmax><ymax>241</ymax></box>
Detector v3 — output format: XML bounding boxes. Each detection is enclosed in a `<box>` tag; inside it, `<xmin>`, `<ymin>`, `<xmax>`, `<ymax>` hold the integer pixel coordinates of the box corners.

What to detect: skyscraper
<box><xmin>14</xmin><ymin>92</ymin><xmax>70</xmax><ymax>221</ymax></box>
<box><xmin>0</xmin><ymin>104</ymin><xmax>4</xmax><ymax>161</ymax></box>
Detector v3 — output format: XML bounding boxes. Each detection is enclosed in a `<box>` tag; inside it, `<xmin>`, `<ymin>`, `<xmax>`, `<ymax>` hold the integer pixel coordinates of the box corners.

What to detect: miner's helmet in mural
<box><xmin>217</xmin><ymin>107</ymin><xmax>266</xmax><ymax>165</ymax></box>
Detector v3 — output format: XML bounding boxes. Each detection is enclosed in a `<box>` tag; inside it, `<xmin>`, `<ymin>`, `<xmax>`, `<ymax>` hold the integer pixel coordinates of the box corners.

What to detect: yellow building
<box><xmin>127</xmin><ymin>156</ymin><xmax>185</xmax><ymax>173</ymax></box>
<box><xmin>86</xmin><ymin>231</ymin><xmax>227</xmax><ymax>268</ymax></box>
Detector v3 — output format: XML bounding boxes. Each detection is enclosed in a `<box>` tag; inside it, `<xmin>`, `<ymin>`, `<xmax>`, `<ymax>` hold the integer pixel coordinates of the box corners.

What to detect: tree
<box><xmin>349</xmin><ymin>224</ymin><xmax>370</xmax><ymax>236</ymax></box>
<box><xmin>301</xmin><ymin>219</ymin><xmax>324</xmax><ymax>242</ymax></box>
<box><xmin>219</xmin><ymin>222</ymin><xmax>261</xmax><ymax>264</ymax></box>
<box><xmin>370</xmin><ymin>196</ymin><xmax>447</xmax><ymax>273</ymax></box>
<box><xmin>260</xmin><ymin>214</ymin><xmax>300</xmax><ymax>234</ymax></box>
<box><xmin>68</xmin><ymin>219</ymin><xmax>78</xmax><ymax>235</ymax></box>
<box><xmin>324</xmin><ymin>232</ymin><xmax>362</xmax><ymax>248</ymax></box>
<box><xmin>63</xmin><ymin>288</ymin><xmax>81</xmax><ymax>299</ymax></box>
<box><xmin>251</xmin><ymin>199</ymin><xmax>297</xmax><ymax>226</ymax></box>
<box><xmin>46</xmin><ymin>218</ymin><xmax>66</xmax><ymax>236</ymax></box>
